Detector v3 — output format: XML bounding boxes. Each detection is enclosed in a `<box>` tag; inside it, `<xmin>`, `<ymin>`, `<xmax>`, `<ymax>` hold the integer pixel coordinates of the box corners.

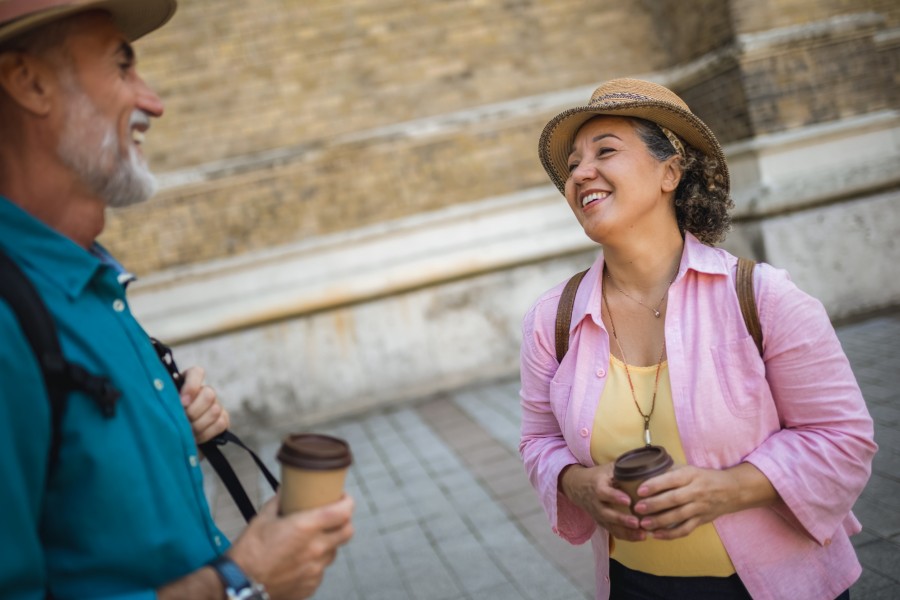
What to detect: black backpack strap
<box><xmin>151</xmin><ymin>338</ymin><xmax>279</xmax><ymax>522</ymax></box>
<box><xmin>555</xmin><ymin>269</ymin><xmax>589</xmax><ymax>363</ymax></box>
<box><xmin>0</xmin><ymin>250</ymin><xmax>120</xmax><ymax>470</ymax></box>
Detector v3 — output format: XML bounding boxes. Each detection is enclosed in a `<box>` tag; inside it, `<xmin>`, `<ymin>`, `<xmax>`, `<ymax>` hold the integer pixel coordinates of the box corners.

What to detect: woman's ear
<box><xmin>0</xmin><ymin>51</ymin><xmax>56</xmax><ymax>116</ymax></box>
<box><xmin>661</xmin><ymin>155</ymin><xmax>683</xmax><ymax>194</ymax></box>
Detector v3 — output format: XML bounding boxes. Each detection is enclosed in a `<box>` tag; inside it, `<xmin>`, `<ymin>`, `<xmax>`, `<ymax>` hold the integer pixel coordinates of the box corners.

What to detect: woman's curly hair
<box><xmin>632</xmin><ymin>118</ymin><xmax>733</xmax><ymax>245</ymax></box>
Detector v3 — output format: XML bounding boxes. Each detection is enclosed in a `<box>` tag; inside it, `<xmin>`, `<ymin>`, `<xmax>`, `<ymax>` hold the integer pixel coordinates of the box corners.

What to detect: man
<box><xmin>0</xmin><ymin>1</ymin><xmax>354</xmax><ymax>598</ymax></box>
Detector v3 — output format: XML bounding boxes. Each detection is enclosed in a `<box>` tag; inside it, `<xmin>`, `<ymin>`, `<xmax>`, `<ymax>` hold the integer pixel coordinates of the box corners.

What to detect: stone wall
<box><xmin>104</xmin><ymin>0</ymin><xmax>673</xmax><ymax>273</ymax></box>
<box><xmin>114</xmin><ymin>0</ymin><xmax>899</xmax><ymax>426</ymax></box>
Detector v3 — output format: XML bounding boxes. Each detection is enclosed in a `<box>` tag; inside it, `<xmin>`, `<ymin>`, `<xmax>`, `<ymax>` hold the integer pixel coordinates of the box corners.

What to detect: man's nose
<box><xmin>135</xmin><ymin>75</ymin><xmax>164</xmax><ymax>118</ymax></box>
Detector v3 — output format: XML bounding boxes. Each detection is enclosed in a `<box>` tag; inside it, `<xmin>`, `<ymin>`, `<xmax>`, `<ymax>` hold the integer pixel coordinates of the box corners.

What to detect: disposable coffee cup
<box><xmin>612</xmin><ymin>445</ymin><xmax>673</xmax><ymax>514</ymax></box>
<box><xmin>277</xmin><ymin>433</ymin><xmax>353</xmax><ymax>514</ymax></box>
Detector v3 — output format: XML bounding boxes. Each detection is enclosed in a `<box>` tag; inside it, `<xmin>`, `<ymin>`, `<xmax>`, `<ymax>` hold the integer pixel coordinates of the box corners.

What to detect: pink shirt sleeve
<box><xmin>518</xmin><ymin>295</ymin><xmax>596</xmax><ymax>545</ymax></box>
<box><xmin>742</xmin><ymin>265</ymin><xmax>877</xmax><ymax>545</ymax></box>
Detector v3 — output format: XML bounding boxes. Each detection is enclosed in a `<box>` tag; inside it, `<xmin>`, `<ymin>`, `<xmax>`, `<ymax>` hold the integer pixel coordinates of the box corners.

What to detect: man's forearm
<box><xmin>157</xmin><ymin>565</ymin><xmax>223</xmax><ymax>600</ymax></box>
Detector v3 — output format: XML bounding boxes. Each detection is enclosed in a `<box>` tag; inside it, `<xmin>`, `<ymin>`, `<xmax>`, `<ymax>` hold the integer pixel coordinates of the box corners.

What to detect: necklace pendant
<box><xmin>643</xmin><ymin>419</ymin><xmax>652</xmax><ymax>447</ymax></box>
<box><xmin>653</xmin><ymin>310</ymin><xmax>660</xmax><ymax>318</ymax></box>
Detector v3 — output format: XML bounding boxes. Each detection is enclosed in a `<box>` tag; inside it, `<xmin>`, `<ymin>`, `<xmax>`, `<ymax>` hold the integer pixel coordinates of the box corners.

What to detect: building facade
<box><xmin>111</xmin><ymin>0</ymin><xmax>900</xmax><ymax>427</ymax></box>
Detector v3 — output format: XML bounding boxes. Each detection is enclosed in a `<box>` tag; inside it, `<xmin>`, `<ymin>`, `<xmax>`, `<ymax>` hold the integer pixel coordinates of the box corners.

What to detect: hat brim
<box><xmin>0</xmin><ymin>0</ymin><xmax>176</xmax><ymax>45</ymax></box>
<box><xmin>538</xmin><ymin>100</ymin><xmax>730</xmax><ymax>196</ymax></box>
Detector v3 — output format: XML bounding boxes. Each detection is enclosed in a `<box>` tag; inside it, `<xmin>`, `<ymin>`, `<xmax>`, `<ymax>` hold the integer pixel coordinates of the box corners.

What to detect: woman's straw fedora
<box><xmin>538</xmin><ymin>78</ymin><xmax>729</xmax><ymax>195</ymax></box>
<box><xmin>0</xmin><ymin>0</ymin><xmax>176</xmax><ymax>45</ymax></box>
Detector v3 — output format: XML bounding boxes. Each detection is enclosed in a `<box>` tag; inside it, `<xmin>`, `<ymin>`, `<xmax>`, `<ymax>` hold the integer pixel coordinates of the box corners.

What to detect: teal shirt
<box><xmin>0</xmin><ymin>197</ymin><xmax>228</xmax><ymax>599</ymax></box>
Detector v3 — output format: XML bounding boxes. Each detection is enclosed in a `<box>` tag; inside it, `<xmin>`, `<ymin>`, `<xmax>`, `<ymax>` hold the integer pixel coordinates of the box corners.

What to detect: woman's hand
<box><xmin>559</xmin><ymin>463</ymin><xmax>646</xmax><ymax>541</ymax></box>
<box><xmin>632</xmin><ymin>463</ymin><xmax>778</xmax><ymax>540</ymax></box>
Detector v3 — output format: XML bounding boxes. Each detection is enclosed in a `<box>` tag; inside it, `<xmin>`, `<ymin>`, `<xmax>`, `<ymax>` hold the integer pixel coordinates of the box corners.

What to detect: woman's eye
<box><xmin>597</xmin><ymin>147</ymin><xmax>614</xmax><ymax>157</ymax></box>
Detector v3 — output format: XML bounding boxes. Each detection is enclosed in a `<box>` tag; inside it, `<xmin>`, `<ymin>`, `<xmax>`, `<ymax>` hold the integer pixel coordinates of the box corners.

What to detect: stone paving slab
<box><xmin>203</xmin><ymin>311</ymin><xmax>900</xmax><ymax>599</ymax></box>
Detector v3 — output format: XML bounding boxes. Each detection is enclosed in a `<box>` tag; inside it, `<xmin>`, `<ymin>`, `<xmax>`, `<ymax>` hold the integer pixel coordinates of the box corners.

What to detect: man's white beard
<box><xmin>56</xmin><ymin>75</ymin><xmax>158</xmax><ymax>208</ymax></box>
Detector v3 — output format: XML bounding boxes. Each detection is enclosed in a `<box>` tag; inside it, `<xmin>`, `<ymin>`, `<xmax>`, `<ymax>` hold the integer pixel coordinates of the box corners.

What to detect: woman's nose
<box><xmin>571</xmin><ymin>160</ymin><xmax>597</xmax><ymax>184</ymax></box>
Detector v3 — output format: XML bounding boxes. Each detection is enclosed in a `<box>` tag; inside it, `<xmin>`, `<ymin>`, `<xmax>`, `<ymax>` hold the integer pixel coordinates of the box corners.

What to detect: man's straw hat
<box><xmin>0</xmin><ymin>0</ymin><xmax>176</xmax><ymax>45</ymax></box>
<box><xmin>538</xmin><ymin>78</ymin><xmax>729</xmax><ymax>195</ymax></box>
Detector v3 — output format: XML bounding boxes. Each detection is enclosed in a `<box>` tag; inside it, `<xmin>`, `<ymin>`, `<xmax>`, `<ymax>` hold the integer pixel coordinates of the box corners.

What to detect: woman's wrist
<box><xmin>558</xmin><ymin>463</ymin><xmax>583</xmax><ymax>500</ymax></box>
<box><xmin>727</xmin><ymin>462</ymin><xmax>778</xmax><ymax>512</ymax></box>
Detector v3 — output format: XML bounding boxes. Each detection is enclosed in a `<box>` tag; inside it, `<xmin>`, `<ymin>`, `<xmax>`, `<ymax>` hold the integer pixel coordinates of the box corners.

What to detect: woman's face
<box><xmin>563</xmin><ymin>116</ymin><xmax>680</xmax><ymax>245</ymax></box>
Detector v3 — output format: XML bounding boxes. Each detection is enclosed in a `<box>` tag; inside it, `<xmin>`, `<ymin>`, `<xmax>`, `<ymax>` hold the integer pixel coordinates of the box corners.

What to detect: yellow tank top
<box><xmin>590</xmin><ymin>355</ymin><xmax>735</xmax><ymax>577</ymax></box>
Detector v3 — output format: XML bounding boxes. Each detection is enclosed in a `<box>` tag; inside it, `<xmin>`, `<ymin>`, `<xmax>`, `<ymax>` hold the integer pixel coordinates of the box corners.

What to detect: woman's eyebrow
<box><xmin>570</xmin><ymin>132</ymin><xmax>622</xmax><ymax>154</ymax></box>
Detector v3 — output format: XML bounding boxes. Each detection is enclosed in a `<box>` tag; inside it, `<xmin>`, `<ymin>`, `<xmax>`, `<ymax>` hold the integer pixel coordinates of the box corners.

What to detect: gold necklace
<box><xmin>604</xmin><ymin>271</ymin><xmax>675</xmax><ymax>318</ymax></box>
<box><xmin>602</xmin><ymin>282</ymin><xmax>666</xmax><ymax>447</ymax></box>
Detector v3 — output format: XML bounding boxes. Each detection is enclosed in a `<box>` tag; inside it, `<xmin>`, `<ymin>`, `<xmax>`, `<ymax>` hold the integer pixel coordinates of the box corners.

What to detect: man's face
<box><xmin>52</xmin><ymin>12</ymin><xmax>164</xmax><ymax>207</ymax></box>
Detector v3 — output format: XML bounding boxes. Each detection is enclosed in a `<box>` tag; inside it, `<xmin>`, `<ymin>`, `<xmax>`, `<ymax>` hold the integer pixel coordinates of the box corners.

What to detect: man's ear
<box><xmin>661</xmin><ymin>155</ymin><xmax>683</xmax><ymax>194</ymax></box>
<box><xmin>0</xmin><ymin>51</ymin><xmax>56</xmax><ymax>116</ymax></box>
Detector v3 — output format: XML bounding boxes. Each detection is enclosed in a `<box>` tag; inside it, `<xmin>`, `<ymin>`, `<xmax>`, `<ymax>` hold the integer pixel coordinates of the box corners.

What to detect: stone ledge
<box><xmin>129</xmin><ymin>186</ymin><xmax>589</xmax><ymax>344</ymax></box>
<box><xmin>726</xmin><ymin>110</ymin><xmax>900</xmax><ymax>217</ymax></box>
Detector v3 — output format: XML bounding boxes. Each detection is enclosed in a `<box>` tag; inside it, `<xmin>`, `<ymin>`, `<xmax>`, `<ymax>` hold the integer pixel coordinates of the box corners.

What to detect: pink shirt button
<box><xmin>580</xmin><ymin>428</ymin><xmax>589</xmax><ymax>437</ymax></box>
<box><xmin>596</xmin><ymin>368</ymin><xmax>606</xmax><ymax>377</ymax></box>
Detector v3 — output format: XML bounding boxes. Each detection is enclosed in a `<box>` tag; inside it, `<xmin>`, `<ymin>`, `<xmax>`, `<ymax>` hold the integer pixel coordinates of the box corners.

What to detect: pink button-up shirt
<box><xmin>519</xmin><ymin>233</ymin><xmax>876</xmax><ymax>600</ymax></box>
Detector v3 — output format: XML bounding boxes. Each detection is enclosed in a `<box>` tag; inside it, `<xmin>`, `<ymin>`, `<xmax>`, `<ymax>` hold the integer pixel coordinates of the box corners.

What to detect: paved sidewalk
<box><xmin>205</xmin><ymin>311</ymin><xmax>900</xmax><ymax>599</ymax></box>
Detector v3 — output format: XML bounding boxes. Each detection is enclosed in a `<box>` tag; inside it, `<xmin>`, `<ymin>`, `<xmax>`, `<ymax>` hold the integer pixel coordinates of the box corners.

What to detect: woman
<box><xmin>518</xmin><ymin>78</ymin><xmax>876</xmax><ymax>600</ymax></box>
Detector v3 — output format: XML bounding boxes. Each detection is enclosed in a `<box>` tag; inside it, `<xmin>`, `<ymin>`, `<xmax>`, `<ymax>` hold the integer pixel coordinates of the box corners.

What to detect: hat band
<box><xmin>659</xmin><ymin>126</ymin><xmax>685</xmax><ymax>158</ymax></box>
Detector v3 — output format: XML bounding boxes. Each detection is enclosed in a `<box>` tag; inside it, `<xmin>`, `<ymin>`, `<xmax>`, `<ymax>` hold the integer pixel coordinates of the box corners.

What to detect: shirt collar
<box><xmin>570</xmin><ymin>232</ymin><xmax>731</xmax><ymax>333</ymax></box>
<box><xmin>0</xmin><ymin>196</ymin><xmax>132</xmax><ymax>298</ymax></box>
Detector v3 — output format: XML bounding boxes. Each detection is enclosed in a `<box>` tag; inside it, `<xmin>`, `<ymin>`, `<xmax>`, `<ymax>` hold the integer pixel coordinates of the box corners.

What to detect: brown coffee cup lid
<box><xmin>277</xmin><ymin>434</ymin><xmax>353</xmax><ymax>470</ymax></box>
<box><xmin>613</xmin><ymin>445</ymin><xmax>673</xmax><ymax>481</ymax></box>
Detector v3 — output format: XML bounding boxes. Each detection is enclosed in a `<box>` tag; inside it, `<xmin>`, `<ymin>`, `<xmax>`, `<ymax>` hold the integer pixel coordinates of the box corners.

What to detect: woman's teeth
<box><xmin>582</xmin><ymin>191</ymin><xmax>609</xmax><ymax>207</ymax></box>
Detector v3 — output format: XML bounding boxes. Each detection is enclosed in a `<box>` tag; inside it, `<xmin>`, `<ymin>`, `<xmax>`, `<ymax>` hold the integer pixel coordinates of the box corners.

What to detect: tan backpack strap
<box><xmin>555</xmin><ymin>269</ymin><xmax>590</xmax><ymax>363</ymax></box>
<box><xmin>736</xmin><ymin>257</ymin><xmax>764</xmax><ymax>356</ymax></box>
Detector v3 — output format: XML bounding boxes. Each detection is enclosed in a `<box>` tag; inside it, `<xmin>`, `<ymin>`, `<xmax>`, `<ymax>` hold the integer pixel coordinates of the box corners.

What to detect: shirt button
<box><xmin>580</xmin><ymin>428</ymin><xmax>589</xmax><ymax>437</ymax></box>
<box><xmin>189</xmin><ymin>455</ymin><xmax>199</xmax><ymax>468</ymax></box>
<box><xmin>214</xmin><ymin>536</ymin><xmax>223</xmax><ymax>547</ymax></box>
<box><xmin>596</xmin><ymin>368</ymin><xmax>606</xmax><ymax>377</ymax></box>
<box><xmin>824</xmin><ymin>538</ymin><xmax>832</xmax><ymax>547</ymax></box>
<box><xmin>112</xmin><ymin>299</ymin><xmax>125</xmax><ymax>312</ymax></box>
<box><xmin>153</xmin><ymin>378</ymin><xmax>164</xmax><ymax>391</ymax></box>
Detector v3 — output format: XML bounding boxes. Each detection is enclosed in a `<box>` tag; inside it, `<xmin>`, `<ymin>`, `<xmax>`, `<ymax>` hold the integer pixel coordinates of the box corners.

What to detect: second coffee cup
<box><xmin>612</xmin><ymin>445</ymin><xmax>673</xmax><ymax>515</ymax></box>
<box><xmin>277</xmin><ymin>433</ymin><xmax>353</xmax><ymax>514</ymax></box>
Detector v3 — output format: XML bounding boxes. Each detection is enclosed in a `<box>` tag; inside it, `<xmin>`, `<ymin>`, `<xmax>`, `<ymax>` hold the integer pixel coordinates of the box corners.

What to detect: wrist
<box><xmin>558</xmin><ymin>463</ymin><xmax>582</xmax><ymax>499</ymax></box>
<box><xmin>730</xmin><ymin>462</ymin><xmax>778</xmax><ymax>512</ymax></box>
<box><xmin>208</xmin><ymin>554</ymin><xmax>270</xmax><ymax>600</ymax></box>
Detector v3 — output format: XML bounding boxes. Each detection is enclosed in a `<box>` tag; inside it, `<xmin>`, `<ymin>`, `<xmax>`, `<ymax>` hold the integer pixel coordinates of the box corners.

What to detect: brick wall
<box><xmin>730</xmin><ymin>0</ymin><xmax>900</xmax><ymax>33</ymax></box>
<box><xmin>135</xmin><ymin>0</ymin><xmax>667</xmax><ymax>172</ymax></box>
<box><xmin>101</xmin><ymin>0</ymin><xmax>898</xmax><ymax>276</ymax></box>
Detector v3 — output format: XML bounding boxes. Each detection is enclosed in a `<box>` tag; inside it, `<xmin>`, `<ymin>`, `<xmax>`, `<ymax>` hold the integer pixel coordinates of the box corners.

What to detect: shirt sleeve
<box><xmin>518</xmin><ymin>298</ymin><xmax>596</xmax><ymax>545</ymax></box>
<box><xmin>742</xmin><ymin>265</ymin><xmax>877</xmax><ymax>545</ymax></box>
<box><xmin>0</xmin><ymin>304</ymin><xmax>51</xmax><ymax>598</ymax></box>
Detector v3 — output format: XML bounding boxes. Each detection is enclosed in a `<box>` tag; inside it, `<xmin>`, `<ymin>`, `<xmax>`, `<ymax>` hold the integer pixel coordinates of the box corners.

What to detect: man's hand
<box><xmin>229</xmin><ymin>495</ymin><xmax>355</xmax><ymax>599</ymax></box>
<box><xmin>179</xmin><ymin>366</ymin><xmax>230</xmax><ymax>444</ymax></box>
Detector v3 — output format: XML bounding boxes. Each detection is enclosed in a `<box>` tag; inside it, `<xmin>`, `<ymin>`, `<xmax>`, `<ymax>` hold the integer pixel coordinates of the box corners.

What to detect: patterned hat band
<box><xmin>659</xmin><ymin>126</ymin><xmax>685</xmax><ymax>158</ymax></box>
